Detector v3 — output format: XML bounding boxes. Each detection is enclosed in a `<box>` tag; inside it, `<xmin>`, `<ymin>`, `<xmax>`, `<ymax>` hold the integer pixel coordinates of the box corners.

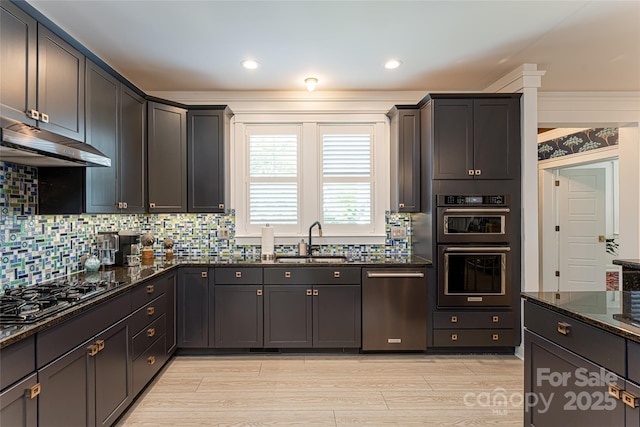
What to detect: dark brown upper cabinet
<box><xmin>388</xmin><ymin>105</ymin><xmax>420</xmax><ymax>212</ymax></box>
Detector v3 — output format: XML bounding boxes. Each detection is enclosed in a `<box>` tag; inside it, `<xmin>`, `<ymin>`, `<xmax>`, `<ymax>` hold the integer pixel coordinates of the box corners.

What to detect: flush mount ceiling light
<box><xmin>304</xmin><ymin>77</ymin><xmax>318</xmax><ymax>92</ymax></box>
<box><xmin>241</xmin><ymin>59</ymin><xmax>260</xmax><ymax>70</ymax></box>
<box><xmin>384</xmin><ymin>59</ymin><xmax>402</xmax><ymax>69</ymax></box>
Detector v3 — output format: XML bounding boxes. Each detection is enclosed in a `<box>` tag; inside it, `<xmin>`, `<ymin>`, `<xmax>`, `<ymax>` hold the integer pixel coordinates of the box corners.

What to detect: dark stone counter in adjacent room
<box><xmin>613</xmin><ymin>259</ymin><xmax>640</xmax><ymax>291</ymax></box>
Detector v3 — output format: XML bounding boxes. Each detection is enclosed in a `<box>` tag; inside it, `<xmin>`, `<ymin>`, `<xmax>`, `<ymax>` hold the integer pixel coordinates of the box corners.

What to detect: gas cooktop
<box><xmin>0</xmin><ymin>279</ymin><xmax>125</xmax><ymax>324</ymax></box>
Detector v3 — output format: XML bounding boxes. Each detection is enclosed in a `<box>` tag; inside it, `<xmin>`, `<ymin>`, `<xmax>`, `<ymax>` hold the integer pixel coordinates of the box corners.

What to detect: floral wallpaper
<box><xmin>538</xmin><ymin>128</ymin><xmax>618</xmax><ymax>161</ymax></box>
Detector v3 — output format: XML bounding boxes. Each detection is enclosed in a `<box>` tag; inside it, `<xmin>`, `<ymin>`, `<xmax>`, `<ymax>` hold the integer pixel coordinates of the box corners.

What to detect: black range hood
<box><xmin>0</xmin><ymin>117</ymin><xmax>111</xmax><ymax>167</ymax></box>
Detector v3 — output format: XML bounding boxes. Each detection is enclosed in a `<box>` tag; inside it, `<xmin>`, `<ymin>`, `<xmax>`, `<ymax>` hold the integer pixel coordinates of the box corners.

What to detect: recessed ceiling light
<box><xmin>242</xmin><ymin>59</ymin><xmax>260</xmax><ymax>70</ymax></box>
<box><xmin>384</xmin><ymin>59</ymin><xmax>402</xmax><ymax>70</ymax></box>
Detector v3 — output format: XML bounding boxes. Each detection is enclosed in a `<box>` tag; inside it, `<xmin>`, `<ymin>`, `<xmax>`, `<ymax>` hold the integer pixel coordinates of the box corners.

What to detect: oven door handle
<box><xmin>443</xmin><ymin>208</ymin><xmax>510</xmax><ymax>213</ymax></box>
<box><xmin>444</xmin><ymin>246</ymin><xmax>511</xmax><ymax>252</ymax></box>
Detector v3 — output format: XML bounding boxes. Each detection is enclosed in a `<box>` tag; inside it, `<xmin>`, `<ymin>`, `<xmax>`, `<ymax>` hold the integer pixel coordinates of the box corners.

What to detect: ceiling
<box><xmin>26</xmin><ymin>0</ymin><xmax>640</xmax><ymax>94</ymax></box>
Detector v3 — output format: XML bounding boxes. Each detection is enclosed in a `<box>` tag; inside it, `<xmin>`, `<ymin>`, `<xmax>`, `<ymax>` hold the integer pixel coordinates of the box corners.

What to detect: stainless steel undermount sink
<box><xmin>275</xmin><ymin>255</ymin><xmax>348</xmax><ymax>264</ymax></box>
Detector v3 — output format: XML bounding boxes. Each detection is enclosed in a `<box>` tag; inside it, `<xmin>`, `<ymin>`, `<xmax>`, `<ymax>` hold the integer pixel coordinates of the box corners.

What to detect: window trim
<box><xmin>231</xmin><ymin>113</ymin><xmax>389</xmax><ymax>245</ymax></box>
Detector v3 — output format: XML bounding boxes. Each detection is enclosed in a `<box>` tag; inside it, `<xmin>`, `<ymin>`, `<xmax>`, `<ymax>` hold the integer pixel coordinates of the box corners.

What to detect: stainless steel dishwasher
<box><xmin>362</xmin><ymin>268</ymin><xmax>428</xmax><ymax>351</ymax></box>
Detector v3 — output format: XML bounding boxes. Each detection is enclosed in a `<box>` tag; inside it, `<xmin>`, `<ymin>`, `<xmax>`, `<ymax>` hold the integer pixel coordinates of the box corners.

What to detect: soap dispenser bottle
<box><xmin>298</xmin><ymin>239</ymin><xmax>308</xmax><ymax>256</ymax></box>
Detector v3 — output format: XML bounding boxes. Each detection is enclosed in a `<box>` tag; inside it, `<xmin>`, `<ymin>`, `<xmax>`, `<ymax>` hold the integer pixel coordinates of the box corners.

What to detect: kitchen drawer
<box><xmin>131</xmin><ymin>279</ymin><xmax>166</xmax><ymax>310</ymax></box>
<box><xmin>0</xmin><ymin>335</ymin><xmax>35</xmax><ymax>391</ymax></box>
<box><xmin>132</xmin><ymin>334</ymin><xmax>167</xmax><ymax>395</ymax></box>
<box><xmin>264</xmin><ymin>267</ymin><xmax>361</xmax><ymax>285</ymax></box>
<box><xmin>628</xmin><ymin>340</ymin><xmax>640</xmax><ymax>384</ymax></box>
<box><xmin>433</xmin><ymin>311</ymin><xmax>515</xmax><ymax>329</ymax></box>
<box><xmin>215</xmin><ymin>267</ymin><xmax>263</xmax><ymax>285</ymax></box>
<box><xmin>131</xmin><ymin>314</ymin><xmax>166</xmax><ymax>359</ymax></box>
<box><xmin>131</xmin><ymin>294</ymin><xmax>166</xmax><ymax>334</ymax></box>
<box><xmin>524</xmin><ymin>301</ymin><xmax>625</xmax><ymax>375</ymax></box>
<box><xmin>37</xmin><ymin>292</ymin><xmax>131</xmax><ymax>368</ymax></box>
<box><xmin>433</xmin><ymin>329</ymin><xmax>516</xmax><ymax>347</ymax></box>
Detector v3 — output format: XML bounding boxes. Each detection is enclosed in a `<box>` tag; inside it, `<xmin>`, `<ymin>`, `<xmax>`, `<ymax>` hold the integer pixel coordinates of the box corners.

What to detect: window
<box><xmin>232</xmin><ymin>116</ymin><xmax>388</xmax><ymax>244</ymax></box>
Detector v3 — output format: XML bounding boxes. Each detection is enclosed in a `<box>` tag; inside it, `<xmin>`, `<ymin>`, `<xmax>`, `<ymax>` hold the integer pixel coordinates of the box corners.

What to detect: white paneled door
<box><xmin>558</xmin><ymin>168</ymin><xmax>606</xmax><ymax>291</ymax></box>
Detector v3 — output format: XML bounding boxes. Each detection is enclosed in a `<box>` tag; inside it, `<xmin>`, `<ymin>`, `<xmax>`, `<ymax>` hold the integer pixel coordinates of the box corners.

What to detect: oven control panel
<box><xmin>438</xmin><ymin>195</ymin><xmax>508</xmax><ymax>206</ymax></box>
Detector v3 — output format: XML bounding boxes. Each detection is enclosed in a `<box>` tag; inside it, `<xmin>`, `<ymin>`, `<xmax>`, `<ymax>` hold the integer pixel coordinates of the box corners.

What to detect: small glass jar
<box><xmin>84</xmin><ymin>254</ymin><xmax>101</xmax><ymax>272</ymax></box>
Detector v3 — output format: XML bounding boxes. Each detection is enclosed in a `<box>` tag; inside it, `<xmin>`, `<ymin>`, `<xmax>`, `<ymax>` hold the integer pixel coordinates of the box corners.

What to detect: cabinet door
<box><xmin>214</xmin><ymin>285</ymin><xmax>264</xmax><ymax>348</ymax></box>
<box><xmin>119</xmin><ymin>86</ymin><xmax>146</xmax><ymax>213</ymax></box>
<box><xmin>38</xmin><ymin>343</ymin><xmax>94</xmax><ymax>427</ymax></box>
<box><xmin>389</xmin><ymin>107</ymin><xmax>420</xmax><ymax>212</ymax></box>
<box><xmin>432</xmin><ymin>99</ymin><xmax>473</xmax><ymax>180</ymax></box>
<box><xmin>147</xmin><ymin>101</ymin><xmax>187</xmax><ymax>213</ymax></box>
<box><xmin>625</xmin><ymin>381</ymin><xmax>640</xmax><ymax>427</ymax></box>
<box><xmin>472</xmin><ymin>98</ymin><xmax>519</xmax><ymax>180</ymax></box>
<box><xmin>313</xmin><ymin>285</ymin><xmax>361</xmax><ymax>348</ymax></box>
<box><xmin>95</xmin><ymin>319</ymin><xmax>132</xmax><ymax>427</ymax></box>
<box><xmin>85</xmin><ymin>59</ymin><xmax>119</xmax><ymax>213</ymax></box>
<box><xmin>264</xmin><ymin>285</ymin><xmax>312</xmax><ymax>348</ymax></box>
<box><xmin>177</xmin><ymin>268</ymin><xmax>209</xmax><ymax>347</ymax></box>
<box><xmin>37</xmin><ymin>24</ymin><xmax>85</xmax><ymax>141</ymax></box>
<box><xmin>0</xmin><ymin>2</ymin><xmax>37</xmax><ymax>126</ymax></box>
<box><xmin>0</xmin><ymin>373</ymin><xmax>38</xmax><ymax>427</ymax></box>
<box><xmin>524</xmin><ymin>331</ymin><xmax>624</xmax><ymax>426</ymax></box>
<box><xmin>187</xmin><ymin>109</ymin><xmax>227</xmax><ymax>213</ymax></box>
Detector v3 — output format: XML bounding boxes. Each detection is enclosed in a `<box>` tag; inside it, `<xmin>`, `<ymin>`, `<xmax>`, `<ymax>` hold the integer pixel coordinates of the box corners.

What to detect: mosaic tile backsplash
<box><xmin>0</xmin><ymin>211</ymin><xmax>411</xmax><ymax>290</ymax></box>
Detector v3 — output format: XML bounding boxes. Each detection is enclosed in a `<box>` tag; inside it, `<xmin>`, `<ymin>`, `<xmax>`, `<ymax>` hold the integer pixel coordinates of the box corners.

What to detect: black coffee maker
<box><xmin>116</xmin><ymin>231</ymin><xmax>141</xmax><ymax>266</ymax></box>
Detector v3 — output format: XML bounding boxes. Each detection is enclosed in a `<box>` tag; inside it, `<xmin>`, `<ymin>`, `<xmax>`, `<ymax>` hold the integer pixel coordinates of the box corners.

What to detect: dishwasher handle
<box><xmin>366</xmin><ymin>272</ymin><xmax>425</xmax><ymax>278</ymax></box>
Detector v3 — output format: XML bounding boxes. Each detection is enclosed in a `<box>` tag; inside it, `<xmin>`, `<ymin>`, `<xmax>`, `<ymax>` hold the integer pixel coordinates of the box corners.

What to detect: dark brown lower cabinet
<box><xmin>176</xmin><ymin>268</ymin><xmax>211</xmax><ymax>348</ymax></box>
<box><xmin>0</xmin><ymin>373</ymin><xmax>38</xmax><ymax>427</ymax></box>
<box><xmin>214</xmin><ymin>285</ymin><xmax>264</xmax><ymax>348</ymax></box>
<box><xmin>38</xmin><ymin>318</ymin><xmax>132</xmax><ymax>427</ymax></box>
<box><xmin>263</xmin><ymin>284</ymin><xmax>361</xmax><ymax>348</ymax></box>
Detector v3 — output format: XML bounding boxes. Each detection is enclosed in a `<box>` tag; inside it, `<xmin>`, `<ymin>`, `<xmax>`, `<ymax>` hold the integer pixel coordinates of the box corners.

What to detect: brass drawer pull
<box><xmin>557</xmin><ymin>322</ymin><xmax>571</xmax><ymax>335</ymax></box>
<box><xmin>622</xmin><ymin>391</ymin><xmax>639</xmax><ymax>408</ymax></box>
<box><xmin>87</xmin><ymin>344</ymin><xmax>99</xmax><ymax>357</ymax></box>
<box><xmin>313</xmin><ymin>289</ymin><xmax>319</xmax><ymax>296</ymax></box>
<box><xmin>201</xmin><ymin>271</ymin><xmax>208</xmax><ymax>278</ymax></box>
<box><xmin>147</xmin><ymin>328</ymin><xmax>156</xmax><ymax>338</ymax></box>
<box><xmin>450</xmin><ymin>316</ymin><xmax>458</xmax><ymax>323</ymax></box>
<box><xmin>96</xmin><ymin>339</ymin><xmax>105</xmax><ymax>352</ymax></box>
<box><xmin>285</xmin><ymin>271</ymin><xmax>291</xmax><ymax>278</ymax></box>
<box><xmin>609</xmin><ymin>385</ymin><xmax>622</xmax><ymax>399</ymax></box>
<box><xmin>334</xmin><ymin>271</ymin><xmax>341</xmax><ymax>278</ymax></box>
<box><xmin>149</xmin><ymin>203</ymin><xmax>156</xmax><ymax>209</ymax></box>
<box><xmin>235</xmin><ymin>271</ymin><xmax>242</xmax><ymax>278</ymax></box>
<box><xmin>147</xmin><ymin>284</ymin><xmax>155</xmax><ymax>294</ymax></box>
<box><xmin>306</xmin><ymin>289</ymin><xmax>312</xmax><ymax>296</ymax></box>
<box><xmin>28</xmin><ymin>383</ymin><xmax>41</xmax><ymax>399</ymax></box>
<box><xmin>492</xmin><ymin>334</ymin><xmax>499</xmax><ymax>341</ymax></box>
<box><xmin>257</xmin><ymin>289</ymin><xmax>263</xmax><ymax>296</ymax></box>
<box><xmin>148</xmin><ymin>355</ymin><xmax>156</xmax><ymax>365</ymax></box>
<box><xmin>492</xmin><ymin>315</ymin><xmax>499</xmax><ymax>323</ymax></box>
<box><xmin>147</xmin><ymin>306</ymin><xmax>155</xmax><ymax>316</ymax></box>
<box><xmin>451</xmin><ymin>334</ymin><xmax>458</xmax><ymax>341</ymax></box>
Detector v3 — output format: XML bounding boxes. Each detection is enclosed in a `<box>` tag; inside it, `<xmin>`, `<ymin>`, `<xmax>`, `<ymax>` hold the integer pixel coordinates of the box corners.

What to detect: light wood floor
<box><xmin>116</xmin><ymin>353</ymin><xmax>524</xmax><ymax>426</ymax></box>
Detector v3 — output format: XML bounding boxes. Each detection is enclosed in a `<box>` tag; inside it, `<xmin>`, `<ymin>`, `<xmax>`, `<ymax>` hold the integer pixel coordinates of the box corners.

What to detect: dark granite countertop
<box><xmin>613</xmin><ymin>259</ymin><xmax>640</xmax><ymax>269</ymax></box>
<box><xmin>0</xmin><ymin>254</ymin><xmax>431</xmax><ymax>349</ymax></box>
<box><xmin>522</xmin><ymin>290</ymin><xmax>640</xmax><ymax>343</ymax></box>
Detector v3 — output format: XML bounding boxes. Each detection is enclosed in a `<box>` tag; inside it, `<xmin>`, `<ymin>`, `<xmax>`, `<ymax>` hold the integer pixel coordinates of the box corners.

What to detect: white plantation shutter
<box><xmin>321</xmin><ymin>132</ymin><xmax>372</xmax><ymax>225</ymax></box>
<box><xmin>248</xmin><ymin>133</ymin><xmax>298</xmax><ymax>225</ymax></box>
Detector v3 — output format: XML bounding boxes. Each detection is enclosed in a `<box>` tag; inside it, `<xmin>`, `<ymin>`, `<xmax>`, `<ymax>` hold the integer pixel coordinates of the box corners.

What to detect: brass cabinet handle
<box><xmin>96</xmin><ymin>339</ymin><xmax>105</xmax><ymax>352</ymax></box>
<box><xmin>492</xmin><ymin>334</ymin><xmax>499</xmax><ymax>341</ymax></box>
<box><xmin>147</xmin><ymin>284</ymin><xmax>155</xmax><ymax>294</ymax></box>
<box><xmin>123</xmin><ymin>202</ymin><xmax>128</xmax><ymax>209</ymax></box>
<box><xmin>313</xmin><ymin>289</ymin><xmax>319</xmax><ymax>296</ymax></box>
<box><xmin>27</xmin><ymin>109</ymin><xmax>40</xmax><ymax>120</ymax></box>
<box><xmin>468</xmin><ymin>170</ymin><xmax>474</xmax><ymax>176</ymax></box>
<box><xmin>218</xmin><ymin>203</ymin><xmax>225</xmax><ymax>209</ymax></box>
<box><xmin>285</xmin><ymin>271</ymin><xmax>291</xmax><ymax>278</ymax></box>
<box><xmin>334</xmin><ymin>271</ymin><xmax>341</xmax><ymax>278</ymax></box>
<box><xmin>201</xmin><ymin>271</ymin><xmax>208</xmax><ymax>278</ymax></box>
<box><xmin>148</xmin><ymin>356</ymin><xmax>156</xmax><ymax>365</ymax></box>
<box><xmin>235</xmin><ymin>271</ymin><xmax>242</xmax><ymax>278</ymax></box>
<box><xmin>147</xmin><ymin>306</ymin><xmax>155</xmax><ymax>316</ymax></box>
<box><xmin>147</xmin><ymin>328</ymin><xmax>156</xmax><ymax>338</ymax></box>
<box><xmin>492</xmin><ymin>315</ymin><xmax>499</xmax><ymax>323</ymax></box>
<box><xmin>475</xmin><ymin>169</ymin><xmax>481</xmax><ymax>176</ymax></box>
<box><xmin>149</xmin><ymin>203</ymin><xmax>156</xmax><ymax>209</ymax></box>
<box><xmin>40</xmin><ymin>113</ymin><xmax>49</xmax><ymax>123</ymax></box>
<box><xmin>399</xmin><ymin>203</ymin><xmax>405</xmax><ymax>208</ymax></box>
<box><xmin>87</xmin><ymin>344</ymin><xmax>99</xmax><ymax>357</ymax></box>
<box><xmin>450</xmin><ymin>316</ymin><xmax>458</xmax><ymax>323</ymax></box>
<box><xmin>117</xmin><ymin>202</ymin><xmax>124</xmax><ymax>209</ymax></box>
<box><xmin>451</xmin><ymin>334</ymin><xmax>458</xmax><ymax>341</ymax></box>
<box><xmin>557</xmin><ymin>322</ymin><xmax>571</xmax><ymax>335</ymax></box>
<box><xmin>306</xmin><ymin>289</ymin><xmax>312</xmax><ymax>296</ymax></box>
<box><xmin>609</xmin><ymin>385</ymin><xmax>622</xmax><ymax>399</ymax></box>
<box><xmin>257</xmin><ymin>289</ymin><xmax>263</xmax><ymax>296</ymax></box>
<box><xmin>622</xmin><ymin>391</ymin><xmax>639</xmax><ymax>408</ymax></box>
<box><xmin>28</xmin><ymin>383</ymin><xmax>41</xmax><ymax>399</ymax></box>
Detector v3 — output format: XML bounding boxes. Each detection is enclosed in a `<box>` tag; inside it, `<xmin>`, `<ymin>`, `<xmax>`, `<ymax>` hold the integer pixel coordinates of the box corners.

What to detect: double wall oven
<box><xmin>437</xmin><ymin>194</ymin><xmax>513</xmax><ymax>307</ymax></box>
